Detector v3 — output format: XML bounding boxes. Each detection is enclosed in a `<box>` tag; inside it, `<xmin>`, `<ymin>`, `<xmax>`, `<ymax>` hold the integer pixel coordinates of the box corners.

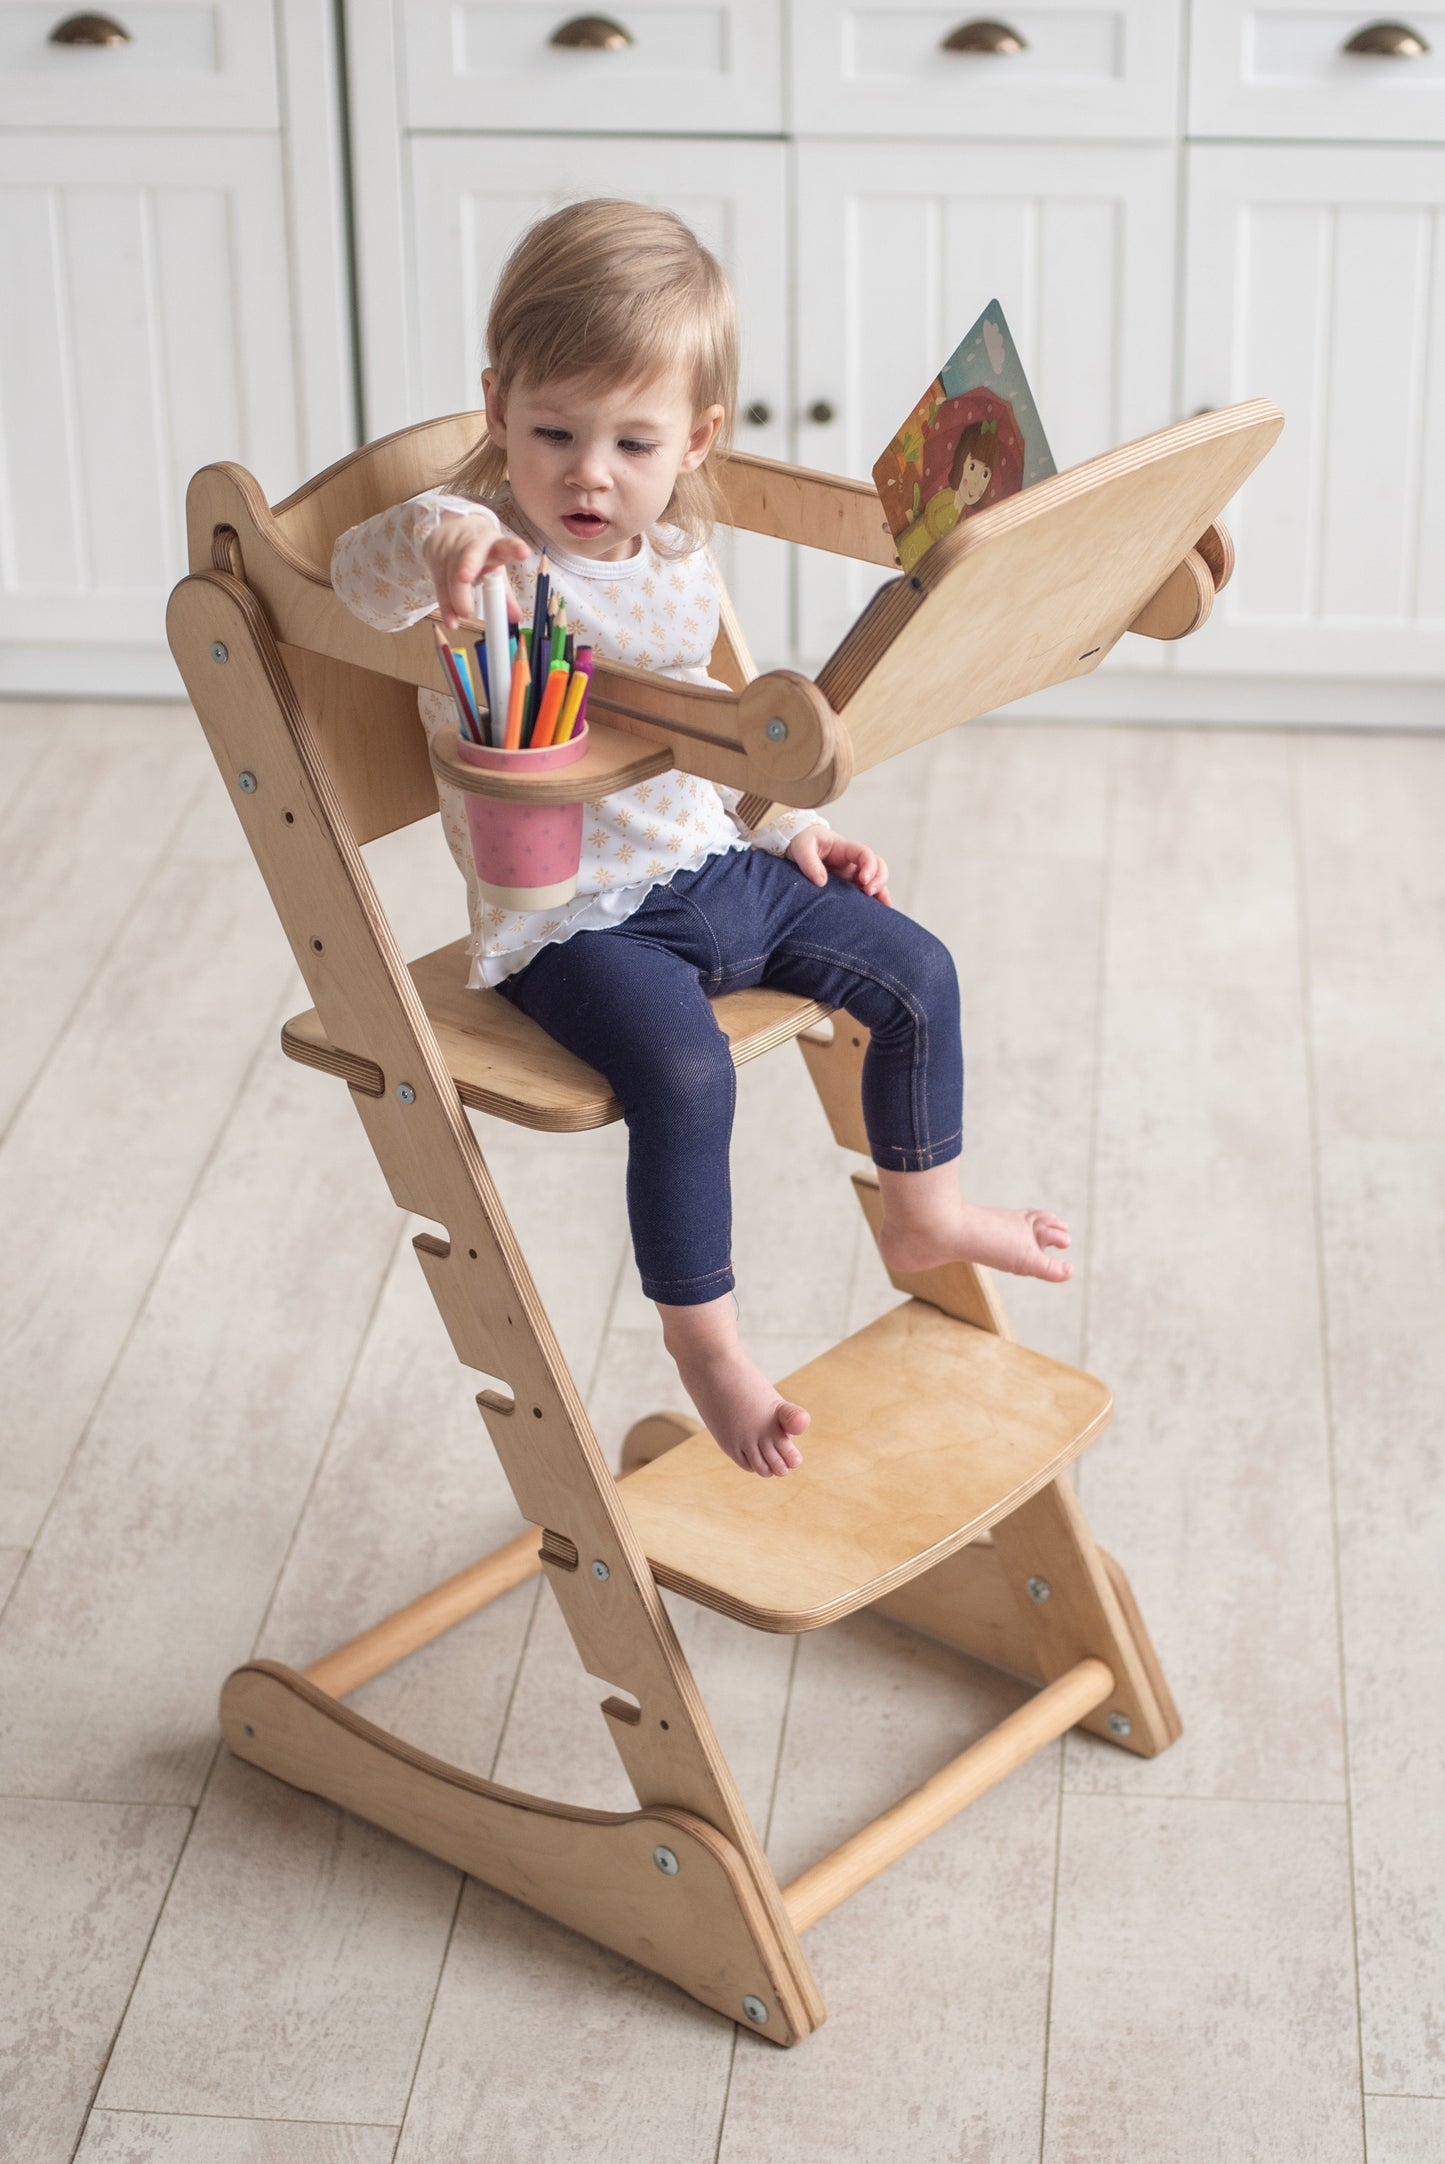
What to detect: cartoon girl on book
<box><xmin>897</xmin><ymin>414</ymin><xmax>1005</xmax><ymax>571</ymax></box>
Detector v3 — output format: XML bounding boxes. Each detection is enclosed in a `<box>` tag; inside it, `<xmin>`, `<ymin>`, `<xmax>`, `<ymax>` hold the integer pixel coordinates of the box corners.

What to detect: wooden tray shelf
<box><xmin>428</xmin><ymin>717</ymin><xmax>674</xmax><ymax>804</ymax></box>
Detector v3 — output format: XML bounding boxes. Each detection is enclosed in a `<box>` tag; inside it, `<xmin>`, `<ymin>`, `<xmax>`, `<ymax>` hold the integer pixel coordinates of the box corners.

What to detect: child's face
<box><xmin>954</xmin><ymin>453</ymin><xmax>992</xmax><ymax>509</ymax></box>
<box><xmin>481</xmin><ymin>365</ymin><xmax>724</xmax><ymax>561</ymax></box>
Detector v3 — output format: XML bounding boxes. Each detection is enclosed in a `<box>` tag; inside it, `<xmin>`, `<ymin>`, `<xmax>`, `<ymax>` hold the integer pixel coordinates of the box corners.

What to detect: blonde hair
<box><xmin>440</xmin><ymin>198</ymin><xmax>738</xmax><ymax>556</ymax></box>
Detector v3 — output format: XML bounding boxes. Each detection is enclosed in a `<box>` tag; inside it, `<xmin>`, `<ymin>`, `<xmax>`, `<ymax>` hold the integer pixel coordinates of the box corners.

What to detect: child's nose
<box><xmin>565</xmin><ymin>446</ymin><xmax>611</xmax><ymax>489</ymax></box>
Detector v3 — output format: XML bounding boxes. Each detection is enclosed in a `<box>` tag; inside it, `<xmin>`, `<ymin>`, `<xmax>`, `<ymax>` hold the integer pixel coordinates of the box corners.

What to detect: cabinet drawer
<box><xmin>787</xmin><ymin>1</ymin><xmax>1181</xmax><ymax>139</ymax></box>
<box><xmin>1189</xmin><ymin>3</ymin><xmax>1445</xmax><ymax>140</ymax></box>
<box><xmin>0</xmin><ymin>2</ymin><xmax>278</xmax><ymax>129</ymax></box>
<box><xmin>399</xmin><ymin>0</ymin><xmax>782</xmax><ymax>134</ymax></box>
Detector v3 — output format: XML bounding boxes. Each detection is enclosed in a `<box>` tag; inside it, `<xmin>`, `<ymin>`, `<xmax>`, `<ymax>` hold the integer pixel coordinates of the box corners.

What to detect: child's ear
<box><xmin>680</xmin><ymin>403</ymin><xmax>725</xmax><ymax>472</ymax></box>
<box><xmin>482</xmin><ymin>368</ymin><xmax>509</xmax><ymax>448</ymax></box>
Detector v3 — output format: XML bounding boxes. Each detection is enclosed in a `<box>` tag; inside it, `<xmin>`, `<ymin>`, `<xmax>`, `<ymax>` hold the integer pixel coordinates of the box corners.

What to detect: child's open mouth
<box><xmin>562</xmin><ymin>510</ymin><xmax>608</xmax><ymax>538</ymax></box>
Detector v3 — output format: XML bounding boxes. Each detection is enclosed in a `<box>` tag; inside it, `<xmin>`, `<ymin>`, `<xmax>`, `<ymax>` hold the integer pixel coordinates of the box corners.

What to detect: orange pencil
<box><xmin>529</xmin><ymin>660</ymin><xmax>571</xmax><ymax>749</ymax></box>
<box><xmin>503</xmin><ymin>636</ymin><xmax>530</xmax><ymax>750</ymax></box>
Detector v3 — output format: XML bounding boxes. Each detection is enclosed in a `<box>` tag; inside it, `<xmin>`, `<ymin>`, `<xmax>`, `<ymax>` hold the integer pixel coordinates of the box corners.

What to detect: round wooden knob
<box><xmin>48</xmin><ymin>12</ymin><xmax>131</xmax><ymax>44</ymax></box>
<box><xmin>1342</xmin><ymin>20</ymin><xmax>1429</xmax><ymax>56</ymax></box>
<box><xmin>549</xmin><ymin>14</ymin><xmax>634</xmax><ymax>50</ymax></box>
<box><xmin>941</xmin><ymin>19</ymin><xmax>1027</xmax><ymax>55</ymax></box>
<box><xmin>807</xmin><ymin>400</ymin><xmax>835</xmax><ymax>425</ymax></box>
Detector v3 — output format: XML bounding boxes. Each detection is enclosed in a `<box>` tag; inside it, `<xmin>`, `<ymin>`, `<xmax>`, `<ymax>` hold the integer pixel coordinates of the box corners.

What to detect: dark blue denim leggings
<box><xmin>497</xmin><ymin>846</ymin><xmax>963</xmax><ymax>1305</ymax></box>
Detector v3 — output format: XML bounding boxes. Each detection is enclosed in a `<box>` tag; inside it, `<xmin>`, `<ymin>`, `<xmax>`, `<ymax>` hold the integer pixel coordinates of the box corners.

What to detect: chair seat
<box><xmin>622</xmin><ymin>1300</ymin><xmax>1113</xmax><ymax>1633</ymax></box>
<box><xmin>281</xmin><ymin>938</ymin><xmax>833</xmax><ymax>1131</ymax></box>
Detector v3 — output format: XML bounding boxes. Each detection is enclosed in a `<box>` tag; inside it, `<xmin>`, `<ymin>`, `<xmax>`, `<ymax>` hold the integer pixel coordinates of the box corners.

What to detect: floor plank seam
<box><xmin>1290</xmin><ymin>735</ymin><xmax>1370</xmax><ymax>2138</ymax></box>
<box><xmin>244</xmin><ymin>1209</ymin><xmax>412</xmax><ymax>1669</ymax></box>
<box><xmin>0</xmin><ymin>969</ymin><xmax>299</xmax><ymax>1626</ymax></box>
<box><xmin>1036</xmin><ymin>1736</ymin><xmax>1068</xmax><ymax>2163</ymax></box>
<box><xmin>67</xmin><ymin>1798</ymin><xmax>204</xmax><ymax>2163</ymax></box>
<box><xmin>0</xmin><ymin>762</ymin><xmax>213</xmax><ymax>1159</ymax></box>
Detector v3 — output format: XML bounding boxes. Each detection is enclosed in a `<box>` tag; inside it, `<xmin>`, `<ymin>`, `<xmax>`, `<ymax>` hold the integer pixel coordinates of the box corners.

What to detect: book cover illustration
<box><xmin>873</xmin><ymin>301</ymin><xmax>1056</xmax><ymax>573</ymax></box>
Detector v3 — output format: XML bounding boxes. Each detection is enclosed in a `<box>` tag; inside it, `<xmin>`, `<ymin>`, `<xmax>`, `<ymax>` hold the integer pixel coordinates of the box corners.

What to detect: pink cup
<box><xmin>455</xmin><ymin>723</ymin><xmax>589</xmax><ymax>911</ymax></box>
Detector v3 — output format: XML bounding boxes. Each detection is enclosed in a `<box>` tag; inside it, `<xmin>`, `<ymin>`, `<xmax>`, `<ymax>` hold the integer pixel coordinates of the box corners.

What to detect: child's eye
<box><xmin>620</xmin><ymin>439</ymin><xmax>658</xmax><ymax>457</ymax></box>
<box><xmin>534</xmin><ymin>427</ymin><xmax>570</xmax><ymax>444</ymax></box>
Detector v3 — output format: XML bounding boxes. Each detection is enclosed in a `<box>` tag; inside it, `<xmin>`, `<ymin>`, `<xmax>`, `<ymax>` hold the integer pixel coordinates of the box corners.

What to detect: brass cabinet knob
<box><xmin>48</xmin><ymin>12</ymin><xmax>131</xmax><ymax>43</ymax></box>
<box><xmin>550</xmin><ymin>14</ymin><xmax>635</xmax><ymax>50</ymax></box>
<box><xmin>941</xmin><ymin>19</ymin><xmax>1027</xmax><ymax>55</ymax></box>
<box><xmin>744</xmin><ymin>401</ymin><xmax>772</xmax><ymax>426</ymax></box>
<box><xmin>1342</xmin><ymin>20</ymin><xmax>1430</xmax><ymax>55</ymax></box>
<box><xmin>807</xmin><ymin>399</ymin><xmax>835</xmax><ymax>425</ymax></box>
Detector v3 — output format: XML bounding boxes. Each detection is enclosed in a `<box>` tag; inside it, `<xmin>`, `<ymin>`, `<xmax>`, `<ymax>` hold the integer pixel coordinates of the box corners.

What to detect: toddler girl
<box><xmin>332</xmin><ymin>198</ymin><xmax>1071</xmax><ymax>1481</ymax></box>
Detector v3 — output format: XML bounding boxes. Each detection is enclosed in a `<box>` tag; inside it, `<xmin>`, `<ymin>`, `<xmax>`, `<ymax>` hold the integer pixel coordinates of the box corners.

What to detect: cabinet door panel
<box><xmin>793</xmin><ymin>140</ymin><xmax>1177</xmax><ymax>672</ymax></box>
<box><xmin>406</xmin><ymin>134</ymin><xmax>792</xmax><ymax>665</ymax></box>
<box><xmin>1182</xmin><ymin>145</ymin><xmax>1445</xmax><ymax>679</ymax></box>
<box><xmin>0</xmin><ymin>135</ymin><xmax>299</xmax><ymax>658</ymax></box>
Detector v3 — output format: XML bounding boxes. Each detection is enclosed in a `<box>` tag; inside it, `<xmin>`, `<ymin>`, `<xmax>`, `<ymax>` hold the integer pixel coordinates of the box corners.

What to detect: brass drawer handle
<box><xmin>1343</xmin><ymin>19</ymin><xmax>1430</xmax><ymax>55</ymax></box>
<box><xmin>49</xmin><ymin>11</ymin><xmax>131</xmax><ymax>43</ymax></box>
<box><xmin>941</xmin><ymin>19</ymin><xmax>1027</xmax><ymax>55</ymax></box>
<box><xmin>550</xmin><ymin>14</ymin><xmax>635</xmax><ymax>50</ymax></box>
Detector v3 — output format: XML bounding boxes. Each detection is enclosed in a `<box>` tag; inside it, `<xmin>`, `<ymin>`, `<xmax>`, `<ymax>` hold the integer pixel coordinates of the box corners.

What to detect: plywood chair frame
<box><xmin>169</xmin><ymin>399</ymin><xmax>1275</xmax><ymax>2044</ymax></box>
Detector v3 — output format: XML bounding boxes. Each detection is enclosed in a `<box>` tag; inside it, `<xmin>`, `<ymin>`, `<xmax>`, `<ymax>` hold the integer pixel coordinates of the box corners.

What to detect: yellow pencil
<box><xmin>553</xmin><ymin>668</ymin><xmax>588</xmax><ymax>745</ymax></box>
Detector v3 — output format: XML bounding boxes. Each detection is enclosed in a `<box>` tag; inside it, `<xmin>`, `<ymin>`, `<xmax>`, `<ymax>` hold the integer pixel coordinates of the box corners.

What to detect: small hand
<box><xmin>786</xmin><ymin>826</ymin><xmax>891</xmax><ymax>906</ymax></box>
<box><xmin>422</xmin><ymin>513</ymin><xmax>530</xmax><ymax>632</ymax></box>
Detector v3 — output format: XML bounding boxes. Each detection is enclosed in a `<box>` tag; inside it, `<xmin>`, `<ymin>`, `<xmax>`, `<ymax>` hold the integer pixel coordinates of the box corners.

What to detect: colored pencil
<box><xmin>503</xmin><ymin>634</ymin><xmax>530</xmax><ymax>751</ymax></box>
<box><xmin>526</xmin><ymin>559</ymin><xmax>550</xmax><ymax>736</ymax></box>
<box><xmin>468</xmin><ymin>641</ymin><xmax>491</xmax><ymax>745</ymax></box>
<box><xmin>529</xmin><ymin>660</ymin><xmax>572</xmax><ymax>750</ymax></box>
<box><xmin>433</xmin><ymin>623</ymin><xmax>480</xmax><ymax>742</ymax></box>
<box><xmin>569</xmin><ymin>643</ymin><xmax>595</xmax><ymax>735</ymax></box>
<box><xmin>553</xmin><ymin>664</ymin><xmax>589</xmax><ymax>747</ymax></box>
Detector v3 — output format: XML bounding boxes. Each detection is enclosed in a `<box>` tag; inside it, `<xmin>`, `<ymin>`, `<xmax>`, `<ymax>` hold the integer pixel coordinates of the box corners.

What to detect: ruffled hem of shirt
<box><xmin>466</xmin><ymin>832</ymin><xmax>750</xmax><ymax>990</ymax></box>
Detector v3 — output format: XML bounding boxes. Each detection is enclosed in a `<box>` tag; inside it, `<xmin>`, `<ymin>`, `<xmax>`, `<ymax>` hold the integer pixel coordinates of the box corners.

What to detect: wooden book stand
<box><xmin>169</xmin><ymin>399</ymin><xmax>1281</xmax><ymax>2045</ymax></box>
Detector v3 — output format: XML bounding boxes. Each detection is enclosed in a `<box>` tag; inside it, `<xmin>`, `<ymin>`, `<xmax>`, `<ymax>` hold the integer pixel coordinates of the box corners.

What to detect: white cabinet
<box><xmin>0</xmin><ymin>0</ymin><xmax>355</xmax><ymax>697</ymax></box>
<box><xmin>792</xmin><ymin>139</ymin><xmax>1179</xmax><ymax>670</ymax></box>
<box><xmin>386</xmin><ymin>132</ymin><xmax>795</xmax><ymax>664</ymax></box>
<box><xmin>1181</xmin><ymin>143</ymin><xmax>1445</xmax><ymax>682</ymax></box>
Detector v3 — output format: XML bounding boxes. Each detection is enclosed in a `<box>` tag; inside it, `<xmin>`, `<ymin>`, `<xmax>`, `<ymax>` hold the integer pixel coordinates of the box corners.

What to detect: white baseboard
<box><xmin>2</xmin><ymin>648</ymin><xmax>1441</xmax><ymax>732</ymax></box>
<box><xmin>0</xmin><ymin>649</ymin><xmax>189</xmax><ymax>702</ymax></box>
<box><xmin>1003</xmin><ymin>670</ymin><xmax>1445</xmax><ymax>730</ymax></box>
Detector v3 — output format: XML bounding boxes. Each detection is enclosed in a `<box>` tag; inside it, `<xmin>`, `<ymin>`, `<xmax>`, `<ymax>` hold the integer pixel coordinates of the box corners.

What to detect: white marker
<box><xmin>480</xmin><ymin>566</ymin><xmax>511</xmax><ymax>746</ymax></box>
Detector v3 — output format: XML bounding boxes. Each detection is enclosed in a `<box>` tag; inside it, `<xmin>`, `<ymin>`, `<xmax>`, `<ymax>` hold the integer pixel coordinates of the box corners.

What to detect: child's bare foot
<box><xmin>875</xmin><ymin>1166</ymin><xmax>1073</xmax><ymax>1285</ymax></box>
<box><xmin>657</xmin><ymin>1295</ymin><xmax>809</xmax><ymax>1477</ymax></box>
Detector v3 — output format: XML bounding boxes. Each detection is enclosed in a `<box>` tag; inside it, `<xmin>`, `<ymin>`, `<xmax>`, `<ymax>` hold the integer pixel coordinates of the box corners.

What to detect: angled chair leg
<box><xmin>171</xmin><ymin>569</ymin><xmax>825</xmax><ymax>2044</ymax></box>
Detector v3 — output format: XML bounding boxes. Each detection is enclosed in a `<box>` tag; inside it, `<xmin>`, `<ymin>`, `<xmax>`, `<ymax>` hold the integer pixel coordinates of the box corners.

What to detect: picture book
<box><xmin>873</xmin><ymin>301</ymin><xmax>1056</xmax><ymax>573</ymax></box>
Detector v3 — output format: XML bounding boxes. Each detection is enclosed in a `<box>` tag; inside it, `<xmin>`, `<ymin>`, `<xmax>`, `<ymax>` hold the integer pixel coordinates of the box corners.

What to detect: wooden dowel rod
<box><xmin>303</xmin><ymin>1528</ymin><xmax>544</xmax><ymax>1698</ymax></box>
<box><xmin>782</xmin><ymin>1657</ymin><xmax>1115</xmax><ymax>1933</ymax></box>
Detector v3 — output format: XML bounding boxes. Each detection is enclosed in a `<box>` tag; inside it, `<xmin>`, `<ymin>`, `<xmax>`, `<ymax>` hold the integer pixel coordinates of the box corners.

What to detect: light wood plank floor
<box><xmin>2</xmin><ymin>704</ymin><xmax>1442</xmax><ymax>2163</ymax></box>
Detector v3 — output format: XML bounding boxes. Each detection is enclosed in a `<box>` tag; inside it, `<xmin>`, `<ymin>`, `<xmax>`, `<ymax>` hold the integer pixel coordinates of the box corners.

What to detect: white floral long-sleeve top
<box><xmin>330</xmin><ymin>484</ymin><xmax>826</xmax><ymax>989</ymax></box>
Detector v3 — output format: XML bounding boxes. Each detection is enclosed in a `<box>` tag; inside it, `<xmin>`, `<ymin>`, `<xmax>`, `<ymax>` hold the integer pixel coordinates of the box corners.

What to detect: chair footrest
<box><xmin>621</xmin><ymin>1301</ymin><xmax>1113</xmax><ymax>1633</ymax></box>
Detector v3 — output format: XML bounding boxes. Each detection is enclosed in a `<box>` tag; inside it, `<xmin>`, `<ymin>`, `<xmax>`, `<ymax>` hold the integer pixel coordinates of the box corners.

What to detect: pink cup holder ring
<box><xmin>454</xmin><ymin>724</ymin><xmax>589</xmax><ymax>911</ymax></box>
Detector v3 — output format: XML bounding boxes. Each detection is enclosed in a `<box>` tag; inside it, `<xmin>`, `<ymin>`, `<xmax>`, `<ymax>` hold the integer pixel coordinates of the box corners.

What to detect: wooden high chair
<box><xmin>169</xmin><ymin>398</ymin><xmax>1281</xmax><ymax>2046</ymax></box>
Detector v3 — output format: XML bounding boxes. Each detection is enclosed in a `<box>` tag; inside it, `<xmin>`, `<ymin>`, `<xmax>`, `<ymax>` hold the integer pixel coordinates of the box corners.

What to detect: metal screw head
<box><xmin>591</xmin><ymin>1559</ymin><xmax>610</xmax><ymax>1581</ymax></box>
<box><xmin>395</xmin><ymin>1083</ymin><xmax>416</xmax><ymax>1104</ymax></box>
<box><xmin>765</xmin><ymin>717</ymin><xmax>789</xmax><ymax>743</ymax></box>
<box><xmin>741</xmin><ymin>1995</ymin><xmax>769</xmax><ymax>2025</ymax></box>
<box><xmin>652</xmin><ymin>1844</ymin><xmax>679</xmax><ymax>1875</ymax></box>
<box><xmin>1026</xmin><ymin>1576</ymin><xmax>1051</xmax><ymax>1603</ymax></box>
<box><xmin>1107</xmin><ymin>1711</ymin><xmax>1133</xmax><ymax>1739</ymax></box>
<box><xmin>243</xmin><ymin>1723</ymin><xmax>255</xmax><ymax>1737</ymax></box>
<box><xmin>237</xmin><ymin>771</ymin><xmax>257</xmax><ymax>794</ymax></box>
<box><xmin>211</xmin><ymin>641</ymin><xmax>228</xmax><ymax>663</ymax></box>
